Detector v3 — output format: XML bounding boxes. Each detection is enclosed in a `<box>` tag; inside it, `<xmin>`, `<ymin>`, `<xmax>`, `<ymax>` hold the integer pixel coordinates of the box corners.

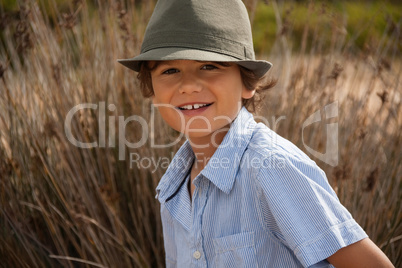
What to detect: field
<box><xmin>0</xmin><ymin>0</ymin><xmax>401</xmax><ymax>267</ymax></box>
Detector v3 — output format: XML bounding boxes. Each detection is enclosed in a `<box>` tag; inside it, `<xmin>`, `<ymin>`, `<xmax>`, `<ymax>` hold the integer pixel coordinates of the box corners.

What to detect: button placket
<box><xmin>191</xmin><ymin>177</ymin><xmax>208</xmax><ymax>265</ymax></box>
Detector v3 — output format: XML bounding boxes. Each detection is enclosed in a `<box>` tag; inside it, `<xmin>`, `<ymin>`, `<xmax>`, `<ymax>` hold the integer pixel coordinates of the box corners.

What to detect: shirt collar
<box><xmin>200</xmin><ymin>107</ymin><xmax>255</xmax><ymax>193</ymax></box>
<box><xmin>156</xmin><ymin>107</ymin><xmax>256</xmax><ymax>203</ymax></box>
<box><xmin>155</xmin><ymin>140</ymin><xmax>194</xmax><ymax>203</ymax></box>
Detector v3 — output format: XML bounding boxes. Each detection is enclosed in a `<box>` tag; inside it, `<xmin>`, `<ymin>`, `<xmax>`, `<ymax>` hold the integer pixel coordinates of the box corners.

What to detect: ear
<box><xmin>241</xmin><ymin>87</ymin><xmax>256</xmax><ymax>99</ymax></box>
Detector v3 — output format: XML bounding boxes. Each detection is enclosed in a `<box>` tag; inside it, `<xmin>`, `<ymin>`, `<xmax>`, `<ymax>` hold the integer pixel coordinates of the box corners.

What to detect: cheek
<box><xmin>152</xmin><ymin>78</ymin><xmax>177</xmax><ymax>104</ymax></box>
<box><xmin>150</xmin><ymin>76</ymin><xmax>163</xmax><ymax>100</ymax></box>
<box><xmin>152</xmin><ymin>94</ymin><xmax>161</xmax><ymax>105</ymax></box>
<box><xmin>152</xmin><ymin>96</ymin><xmax>177</xmax><ymax>119</ymax></box>
<box><xmin>157</xmin><ymin>107</ymin><xmax>186</xmax><ymax>133</ymax></box>
<box><xmin>152</xmin><ymin>85</ymin><xmax>168</xmax><ymax>104</ymax></box>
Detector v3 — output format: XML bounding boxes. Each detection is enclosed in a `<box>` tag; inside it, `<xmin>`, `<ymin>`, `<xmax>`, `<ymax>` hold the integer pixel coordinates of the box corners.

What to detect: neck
<box><xmin>188</xmin><ymin>129</ymin><xmax>228</xmax><ymax>171</ymax></box>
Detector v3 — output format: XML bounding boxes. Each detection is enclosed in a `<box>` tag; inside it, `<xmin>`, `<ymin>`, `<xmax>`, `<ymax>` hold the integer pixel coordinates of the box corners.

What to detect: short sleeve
<box><xmin>256</xmin><ymin>154</ymin><xmax>368</xmax><ymax>267</ymax></box>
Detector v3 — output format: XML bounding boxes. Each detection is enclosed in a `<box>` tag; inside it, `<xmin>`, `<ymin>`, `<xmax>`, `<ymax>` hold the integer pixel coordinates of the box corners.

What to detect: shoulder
<box><xmin>246</xmin><ymin>122</ymin><xmax>322</xmax><ymax>170</ymax></box>
<box><xmin>242</xmin><ymin>122</ymin><xmax>333</xmax><ymax>194</ymax></box>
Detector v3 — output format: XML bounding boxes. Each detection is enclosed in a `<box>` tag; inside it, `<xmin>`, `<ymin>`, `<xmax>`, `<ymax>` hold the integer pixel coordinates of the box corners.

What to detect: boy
<box><xmin>118</xmin><ymin>0</ymin><xmax>393</xmax><ymax>267</ymax></box>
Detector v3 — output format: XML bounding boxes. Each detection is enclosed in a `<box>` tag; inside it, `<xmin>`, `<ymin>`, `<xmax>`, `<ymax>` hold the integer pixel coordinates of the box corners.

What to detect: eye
<box><xmin>162</xmin><ymin>68</ymin><xmax>179</xmax><ymax>74</ymax></box>
<box><xmin>201</xmin><ymin>64</ymin><xmax>218</xmax><ymax>70</ymax></box>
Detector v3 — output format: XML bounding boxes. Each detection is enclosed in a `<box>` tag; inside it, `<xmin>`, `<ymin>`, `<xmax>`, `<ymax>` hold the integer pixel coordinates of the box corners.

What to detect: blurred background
<box><xmin>0</xmin><ymin>0</ymin><xmax>400</xmax><ymax>267</ymax></box>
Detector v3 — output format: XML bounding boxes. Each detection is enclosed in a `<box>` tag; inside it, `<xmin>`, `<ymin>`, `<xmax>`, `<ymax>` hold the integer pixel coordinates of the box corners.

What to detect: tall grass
<box><xmin>0</xmin><ymin>0</ymin><xmax>400</xmax><ymax>267</ymax></box>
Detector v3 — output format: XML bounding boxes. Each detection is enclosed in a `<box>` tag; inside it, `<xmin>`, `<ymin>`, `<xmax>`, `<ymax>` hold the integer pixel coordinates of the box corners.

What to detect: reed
<box><xmin>0</xmin><ymin>0</ymin><xmax>400</xmax><ymax>267</ymax></box>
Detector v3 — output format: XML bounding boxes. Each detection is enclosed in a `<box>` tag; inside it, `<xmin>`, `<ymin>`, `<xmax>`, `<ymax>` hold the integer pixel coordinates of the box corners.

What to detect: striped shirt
<box><xmin>155</xmin><ymin>107</ymin><xmax>367</xmax><ymax>267</ymax></box>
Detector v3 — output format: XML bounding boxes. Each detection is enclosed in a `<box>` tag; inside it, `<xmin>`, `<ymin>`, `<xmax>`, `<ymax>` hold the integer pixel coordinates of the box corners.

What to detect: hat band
<box><xmin>141</xmin><ymin>31</ymin><xmax>255</xmax><ymax>61</ymax></box>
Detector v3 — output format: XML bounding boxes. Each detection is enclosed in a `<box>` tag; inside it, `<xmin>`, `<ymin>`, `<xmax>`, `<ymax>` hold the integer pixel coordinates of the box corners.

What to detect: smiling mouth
<box><xmin>177</xmin><ymin>103</ymin><xmax>212</xmax><ymax>110</ymax></box>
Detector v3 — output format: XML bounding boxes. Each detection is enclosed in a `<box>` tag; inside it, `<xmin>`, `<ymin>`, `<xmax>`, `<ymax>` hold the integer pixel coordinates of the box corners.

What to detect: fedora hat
<box><xmin>118</xmin><ymin>0</ymin><xmax>272</xmax><ymax>78</ymax></box>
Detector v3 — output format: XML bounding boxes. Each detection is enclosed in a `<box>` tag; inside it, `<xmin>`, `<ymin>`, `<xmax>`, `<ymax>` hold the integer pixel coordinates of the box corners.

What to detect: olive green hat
<box><xmin>118</xmin><ymin>0</ymin><xmax>272</xmax><ymax>78</ymax></box>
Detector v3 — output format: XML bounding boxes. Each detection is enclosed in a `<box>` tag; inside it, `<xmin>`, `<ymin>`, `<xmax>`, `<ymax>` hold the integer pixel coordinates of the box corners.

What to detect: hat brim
<box><xmin>117</xmin><ymin>47</ymin><xmax>272</xmax><ymax>79</ymax></box>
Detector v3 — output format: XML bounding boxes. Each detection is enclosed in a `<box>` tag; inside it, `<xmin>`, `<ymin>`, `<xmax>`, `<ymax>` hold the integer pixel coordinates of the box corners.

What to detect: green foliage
<box><xmin>252</xmin><ymin>0</ymin><xmax>401</xmax><ymax>54</ymax></box>
<box><xmin>253</xmin><ymin>3</ymin><xmax>277</xmax><ymax>54</ymax></box>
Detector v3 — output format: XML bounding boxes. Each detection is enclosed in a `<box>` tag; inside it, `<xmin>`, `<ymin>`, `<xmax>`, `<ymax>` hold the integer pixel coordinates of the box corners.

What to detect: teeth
<box><xmin>179</xmin><ymin>103</ymin><xmax>209</xmax><ymax>110</ymax></box>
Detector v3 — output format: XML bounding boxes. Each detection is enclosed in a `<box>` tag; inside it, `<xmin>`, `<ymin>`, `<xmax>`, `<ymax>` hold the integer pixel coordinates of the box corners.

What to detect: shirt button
<box><xmin>193</xmin><ymin>250</ymin><xmax>201</xmax><ymax>259</ymax></box>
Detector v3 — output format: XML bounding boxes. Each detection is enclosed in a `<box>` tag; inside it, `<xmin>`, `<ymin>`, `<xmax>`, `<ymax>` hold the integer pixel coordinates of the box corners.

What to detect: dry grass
<box><xmin>0</xmin><ymin>0</ymin><xmax>400</xmax><ymax>267</ymax></box>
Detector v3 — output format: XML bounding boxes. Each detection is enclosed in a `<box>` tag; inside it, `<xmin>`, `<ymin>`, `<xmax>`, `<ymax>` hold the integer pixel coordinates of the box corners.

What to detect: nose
<box><xmin>178</xmin><ymin>72</ymin><xmax>202</xmax><ymax>94</ymax></box>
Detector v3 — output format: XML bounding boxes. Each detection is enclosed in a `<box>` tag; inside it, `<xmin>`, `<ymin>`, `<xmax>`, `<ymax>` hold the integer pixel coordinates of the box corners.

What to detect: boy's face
<box><xmin>150</xmin><ymin>60</ymin><xmax>254</xmax><ymax>140</ymax></box>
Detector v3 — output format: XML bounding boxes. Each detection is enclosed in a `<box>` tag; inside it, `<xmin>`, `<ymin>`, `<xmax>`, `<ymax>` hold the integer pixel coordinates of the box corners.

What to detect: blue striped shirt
<box><xmin>155</xmin><ymin>107</ymin><xmax>367</xmax><ymax>267</ymax></box>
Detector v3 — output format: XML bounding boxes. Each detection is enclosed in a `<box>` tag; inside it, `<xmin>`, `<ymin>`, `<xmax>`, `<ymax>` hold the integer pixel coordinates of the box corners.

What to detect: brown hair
<box><xmin>137</xmin><ymin>61</ymin><xmax>276</xmax><ymax>112</ymax></box>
